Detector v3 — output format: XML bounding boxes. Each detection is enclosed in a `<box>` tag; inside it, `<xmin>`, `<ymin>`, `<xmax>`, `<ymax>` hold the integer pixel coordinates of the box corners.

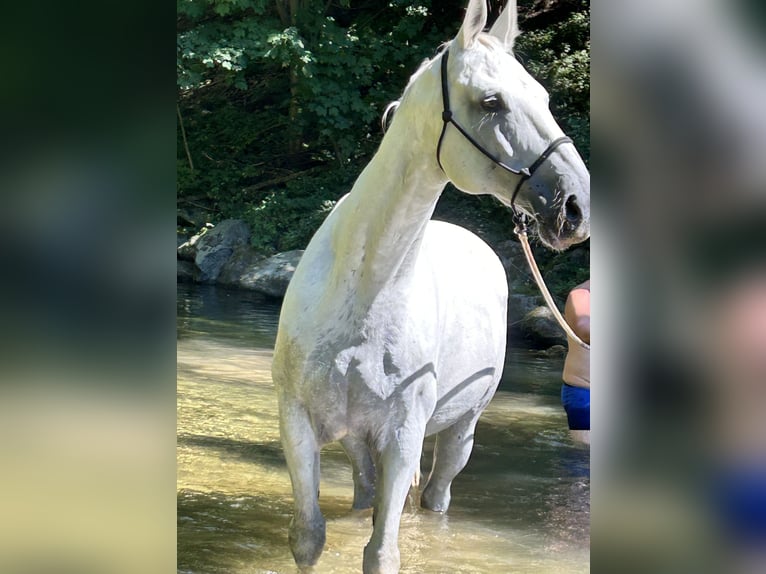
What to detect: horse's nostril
<box><xmin>564</xmin><ymin>195</ymin><xmax>581</xmax><ymax>225</ymax></box>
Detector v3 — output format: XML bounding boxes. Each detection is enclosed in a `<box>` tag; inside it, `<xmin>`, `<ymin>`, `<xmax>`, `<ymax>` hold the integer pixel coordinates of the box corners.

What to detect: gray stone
<box><xmin>519</xmin><ymin>305</ymin><xmax>568</xmax><ymax>348</ymax></box>
<box><xmin>218</xmin><ymin>244</ymin><xmax>266</xmax><ymax>287</ymax></box>
<box><xmin>508</xmin><ymin>293</ymin><xmax>542</xmax><ymax>324</ymax></box>
<box><xmin>177</xmin><ymin>223</ymin><xmax>214</xmax><ymax>261</ymax></box>
<box><xmin>239</xmin><ymin>250</ymin><xmax>304</xmax><ymax>298</ymax></box>
<box><xmin>532</xmin><ymin>344</ymin><xmax>567</xmax><ymax>358</ymax></box>
<box><xmin>194</xmin><ymin>220</ymin><xmax>251</xmax><ymax>283</ymax></box>
<box><xmin>177</xmin><ymin>238</ymin><xmax>197</xmax><ymax>262</ymax></box>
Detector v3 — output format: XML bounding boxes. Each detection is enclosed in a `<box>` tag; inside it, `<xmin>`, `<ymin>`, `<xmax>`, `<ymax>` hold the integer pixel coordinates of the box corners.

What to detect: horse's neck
<box><xmin>329</xmin><ymin>118</ymin><xmax>445</xmax><ymax>303</ymax></box>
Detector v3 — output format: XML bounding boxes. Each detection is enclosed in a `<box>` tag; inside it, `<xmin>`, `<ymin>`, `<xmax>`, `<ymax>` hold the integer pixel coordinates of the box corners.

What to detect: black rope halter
<box><xmin>436</xmin><ymin>48</ymin><xmax>573</xmax><ymax>227</ymax></box>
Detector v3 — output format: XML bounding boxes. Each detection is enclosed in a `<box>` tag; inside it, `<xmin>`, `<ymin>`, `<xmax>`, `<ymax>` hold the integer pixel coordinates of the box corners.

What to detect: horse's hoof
<box><xmin>363</xmin><ymin>543</ymin><xmax>401</xmax><ymax>574</ymax></box>
<box><xmin>351</xmin><ymin>492</ymin><xmax>375</xmax><ymax>511</ymax></box>
<box><xmin>421</xmin><ymin>485</ymin><xmax>451</xmax><ymax>513</ymax></box>
<box><xmin>289</xmin><ymin>516</ymin><xmax>326</xmax><ymax>568</ymax></box>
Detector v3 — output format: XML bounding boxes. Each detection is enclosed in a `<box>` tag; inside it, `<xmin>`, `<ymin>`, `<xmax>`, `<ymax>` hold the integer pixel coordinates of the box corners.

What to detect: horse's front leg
<box><xmin>363</xmin><ymin>385</ymin><xmax>435</xmax><ymax>574</ymax></box>
<box><xmin>278</xmin><ymin>393</ymin><xmax>326</xmax><ymax>569</ymax></box>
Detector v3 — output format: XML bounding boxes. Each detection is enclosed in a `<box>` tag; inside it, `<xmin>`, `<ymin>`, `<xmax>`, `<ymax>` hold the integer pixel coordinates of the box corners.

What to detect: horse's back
<box><xmin>419</xmin><ymin>220</ymin><xmax>507</xmax><ymax>299</ymax></box>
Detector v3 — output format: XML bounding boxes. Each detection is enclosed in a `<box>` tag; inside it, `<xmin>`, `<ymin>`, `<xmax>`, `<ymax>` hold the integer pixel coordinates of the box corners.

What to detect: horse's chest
<box><xmin>305</xmin><ymin>311</ymin><xmax>436</xmax><ymax>403</ymax></box>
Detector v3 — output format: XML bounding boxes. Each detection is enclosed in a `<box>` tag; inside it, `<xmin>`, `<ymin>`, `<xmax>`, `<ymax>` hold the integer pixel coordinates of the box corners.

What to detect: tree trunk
<box><xmin>177</xmin><ymin>104</ymin><xmax>194</xmax><ymax>173</ymax></box>
<box><xmin>287</xmin><ymin>0</ymin><xmax>302</xmax><ymax>155</ymax></box>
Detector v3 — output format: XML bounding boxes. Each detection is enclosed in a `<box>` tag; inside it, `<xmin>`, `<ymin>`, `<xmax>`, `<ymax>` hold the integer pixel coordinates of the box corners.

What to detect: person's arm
<box><xmin>565</xmin><ymin>284</ymin><xmax>590</xmax><ymax>344</ymax></box>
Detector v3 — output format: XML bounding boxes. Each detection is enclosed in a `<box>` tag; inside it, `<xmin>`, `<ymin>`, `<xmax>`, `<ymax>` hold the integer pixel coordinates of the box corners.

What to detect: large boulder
<box><xmin>193</xmin><ymin>220</ymin><xmax>251</xmax><ymax>283</ymax></box>
<box><xmin>508</xmin><ymin>293</ymin><xmax>542</xmax><ymax>324</ymax></box>
<box><xmin>532</xmin><ymin>344</ymin><xmax>567</xmax><ymax>358</ymax></box>
<box><xmin>177</xmin><ymin>223</ymin><xmax>214</xmax><ymax>262</ymax></box>
<box><xmin>177</xmin><ymin>259</ymin><xmax>195</xmax><ymax>283</ymax></box>
<box><xmin>238</xmin><ymin>250</ymin><xmax>304</xmax><ymax>298</ymax></box>
<box><xmin>177</xmin><ymin>235</ymin><xmax>198</xmax><ymax>262</ymax></box>
<box><xmin>518</xmin><ymin>305</ymin><xmax>568</xmax><ymax>348</ymax></box>
<box><xmin>217</xmin><ymin>244</ymin><xmax>266</xmax><ymax>287</ymax></box>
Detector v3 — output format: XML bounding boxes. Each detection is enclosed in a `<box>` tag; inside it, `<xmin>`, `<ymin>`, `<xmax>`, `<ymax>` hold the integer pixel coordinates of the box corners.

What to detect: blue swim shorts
<box><xmin>561</xmin><ymin>383</ymin><xmax>590</xmax><ymax>430</ymax></box>
<box><xmin>712</xmin><ymin>467</ymin><xmax>766</xmax><ymax>544</ymax></box>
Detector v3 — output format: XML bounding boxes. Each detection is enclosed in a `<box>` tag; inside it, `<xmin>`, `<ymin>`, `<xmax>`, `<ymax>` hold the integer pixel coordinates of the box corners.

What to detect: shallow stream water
<box><xmin>177</xmin><ymin>284</ymin><xmax>589</xmax><ymax>573</ymax></box>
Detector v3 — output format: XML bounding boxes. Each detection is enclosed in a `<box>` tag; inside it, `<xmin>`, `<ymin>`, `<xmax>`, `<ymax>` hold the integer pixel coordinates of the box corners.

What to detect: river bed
<box><xmin>177</xmin><ymin>283</ymin><xmax>589</xmax><ymax>573</ymax></box>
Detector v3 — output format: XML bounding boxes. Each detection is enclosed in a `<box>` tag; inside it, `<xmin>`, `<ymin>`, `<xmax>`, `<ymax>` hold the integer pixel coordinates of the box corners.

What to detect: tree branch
<box><xmin>241</xmin><ymin>167</ymin><xmax>321</xmax><ymax>194</ymax></box>
<box><xmin>178</xmin><ymin>198</ymin><xmax>215</xmax><ymax>211</ymax></box>
<box><xmin>177</xmin><ymin>104</ymin><xmax>194</xmax><ymax>173</ymax></box>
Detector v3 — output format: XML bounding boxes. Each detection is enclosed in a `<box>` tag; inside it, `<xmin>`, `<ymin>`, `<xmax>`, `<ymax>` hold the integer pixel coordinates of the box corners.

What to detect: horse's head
<box><xmin>434</xmin><ymin>0</ymin><xmax>590</xmax><ymax>250</ymax></box>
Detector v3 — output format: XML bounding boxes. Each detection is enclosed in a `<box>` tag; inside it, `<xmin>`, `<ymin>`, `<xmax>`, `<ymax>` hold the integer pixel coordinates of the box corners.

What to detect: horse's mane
<box><xmin>380</xmin><ymin>34</ymin><xmax>512</xmax><ymax>133</ymax></box>
<box><xmin>379</xmin><ymin>54</ymin><xmax>432</xmax><ymax>134</ymax></box>
<box><xmin>380</xmin><ymin>43</ymin><xmax>445</xmax><ymax>134</ymax></box>
<box><xmin>475</xmin><ymin>33</ymin><xmax>508</xmax><ymax>52</ymax></box>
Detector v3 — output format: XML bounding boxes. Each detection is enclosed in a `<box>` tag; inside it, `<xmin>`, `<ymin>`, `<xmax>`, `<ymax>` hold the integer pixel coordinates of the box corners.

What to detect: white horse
<box><xmin>271</xmin><ymin>1</ymin><xmax>590</xmax><ymax>572</ymax></box>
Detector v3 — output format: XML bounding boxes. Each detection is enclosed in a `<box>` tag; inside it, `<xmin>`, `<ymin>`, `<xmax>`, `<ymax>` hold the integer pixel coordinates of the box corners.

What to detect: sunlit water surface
<box><xmin>178</xmin><ymin>284</ymin><xmax>589</xmax><ymax>573</ymax></box>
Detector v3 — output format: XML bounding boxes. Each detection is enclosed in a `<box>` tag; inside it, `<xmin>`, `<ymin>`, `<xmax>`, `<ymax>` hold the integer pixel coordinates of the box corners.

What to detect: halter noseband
<box><xmin>436</xmin><ymin>48</ymin><xmax>573</xmax><ymax>220</ymax></box>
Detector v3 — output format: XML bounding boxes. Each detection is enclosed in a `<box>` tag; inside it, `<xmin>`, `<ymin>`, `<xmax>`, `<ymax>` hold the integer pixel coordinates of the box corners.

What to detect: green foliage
<box><xmin>242</xmin><ymin>168</ymin><xmax>355</xmax><ymax>252</ymax></box>
<box><xmin>515</xmin><ymin>0</ymin><xmax>590</xmax><ymax>163</ymax></box>
<box><xmin>177</xmin><ymin>0</ymin><xmax>590</xmax><ymax>297</ymax></box>
<box><xmin>536</xmin><ymin>241</ymin><xmax>591</xmax><ymax>304</ymax></box>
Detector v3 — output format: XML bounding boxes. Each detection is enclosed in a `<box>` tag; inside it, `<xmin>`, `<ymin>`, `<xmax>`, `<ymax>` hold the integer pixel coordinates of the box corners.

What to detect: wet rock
<box><xmin>218</xmin><ymin>244</ymin><xmax>266</xmax><ymax>287</ymax></box>
<box><xmin>532</xmin><ymin>344</ymin><xmax>567</xmax><ymax>358</ymax></box>
<box><xmin>519</xmin><ymin>305</ymin><xmax>567</xmax><ymax>348</ymax></box>
<box><xmin>194</xmin><ymin>220</ymin><xmax>251</xmax><ymax>283</ymax></box>
<box><xmin>177</xmin><ymin>223</ymin><xmax>214</xmax><ymax>262</ymax></box>
<box><xmin>508</xmin><ymin>293</ymin><xmax>542</xmax><ymax>323</ymax></box>
<box><xmin>238</xmin><ymin>250</ymin><xmax>304</xmax><ymax>298</ymax></box>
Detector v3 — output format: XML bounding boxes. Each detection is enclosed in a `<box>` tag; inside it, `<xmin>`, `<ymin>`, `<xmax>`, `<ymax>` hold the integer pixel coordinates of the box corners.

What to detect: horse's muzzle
<box><xmin>530</xmin><ymin>193</ymin><xmax>589</xmax><ymax>250</ymax></box>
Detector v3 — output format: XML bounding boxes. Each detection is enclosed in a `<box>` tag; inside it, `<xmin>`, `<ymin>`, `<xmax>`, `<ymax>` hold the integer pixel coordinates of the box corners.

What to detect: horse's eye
<box><xmin>481</xmin><ymin>95</ymin><xmax>502</xmax><ymax>112</ymax></box>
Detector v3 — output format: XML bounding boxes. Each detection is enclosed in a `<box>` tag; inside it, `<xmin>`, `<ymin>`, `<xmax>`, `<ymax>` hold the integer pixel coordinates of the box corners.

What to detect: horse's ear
<box><xmin>489</xmin><ymin>0</ymin><xmax>520</xmax><ymax>50</ymax></box>
<box><xmin>456</xmin><ymin>0</ymin><xmax>488</xmax><ymax>50</ymax></box>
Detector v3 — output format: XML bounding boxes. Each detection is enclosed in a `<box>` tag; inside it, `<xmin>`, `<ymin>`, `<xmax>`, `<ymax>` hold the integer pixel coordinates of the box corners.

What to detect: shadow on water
<box><xmin>178</xmin><ymin>489</ymin><xmax>292</xmax><ymax>574</ymax></box>
<box><xmin>178</xmin><ymin>434</ymin><xmax>286</xmax><ymax>468</ymax></box>
<box><xmin>177</xmin><ymin>284</ymin><xmax>589</xmax><ymax>573</ymax></box>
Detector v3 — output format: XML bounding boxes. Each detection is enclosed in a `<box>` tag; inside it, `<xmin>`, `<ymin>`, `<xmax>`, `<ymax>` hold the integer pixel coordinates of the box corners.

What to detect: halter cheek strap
<box><xmin>436</xmin><ymin>48</ymin><xmax>573</xmax><ymax>217</ymax></box>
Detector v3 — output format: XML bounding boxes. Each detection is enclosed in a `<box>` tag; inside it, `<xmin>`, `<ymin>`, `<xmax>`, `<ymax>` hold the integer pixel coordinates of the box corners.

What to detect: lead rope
<box><xmin>513</xmin><ymin>217</ymin><xmax>591</xmax><ymax>351</ymax></box>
